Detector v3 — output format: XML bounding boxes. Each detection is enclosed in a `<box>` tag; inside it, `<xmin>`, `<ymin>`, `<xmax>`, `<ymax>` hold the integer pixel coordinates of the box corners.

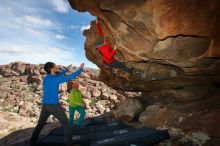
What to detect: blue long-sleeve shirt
<box><xmin>42</xmin><ymin>68</ymin><xmax>83</xmax><ymax>105</ymax></box>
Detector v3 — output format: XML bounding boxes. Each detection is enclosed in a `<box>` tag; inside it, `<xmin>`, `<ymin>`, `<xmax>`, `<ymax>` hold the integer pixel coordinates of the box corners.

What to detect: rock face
<box><xmin>68</xmin><ymin>0</ymin><xmax>220</xmax><ymax>145</ymax></box>
<box><xmin>69</xmin><ymin>0</ymin><xmax>220</xmax><ymax>91</ymax></box>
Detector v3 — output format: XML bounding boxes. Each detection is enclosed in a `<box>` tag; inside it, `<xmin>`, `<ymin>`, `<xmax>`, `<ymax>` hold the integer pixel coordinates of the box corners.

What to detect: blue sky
<box><xmin>0</xmin><ymin>0</ymin><xmax>98</xmax><ymax>68</ymax></box>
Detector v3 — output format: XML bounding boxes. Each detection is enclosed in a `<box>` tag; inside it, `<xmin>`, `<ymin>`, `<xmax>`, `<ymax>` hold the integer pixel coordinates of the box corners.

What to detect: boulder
<box><xmin>79</xmin><ymin>72</ymin><xmax>91</xmax><ymax>79</ymax></box>
<box><xmin>92</xmin><ymin>88</ymin><xmax>101</xmax><ymax>97</ymax></box>
<box><xmin>59</xmin><ymin>83</ymin><xmax>68</xmax><ymax>92</ymax></box>
<box><xmin>27</xmin><ymin>75</ymin><xmax>42</xmax><ymax>84</ymax></box>
<box><xmin>113</xmin><ymin>98</ymin><xmax>145</xmax><ymax>122</ymax></box>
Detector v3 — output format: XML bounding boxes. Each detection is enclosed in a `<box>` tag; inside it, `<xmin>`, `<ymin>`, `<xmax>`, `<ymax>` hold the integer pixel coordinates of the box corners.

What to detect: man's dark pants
<box><xmin>30</xmin><ymin>104</ymin><xmax>72</xmax><ymax>146</ymax></box>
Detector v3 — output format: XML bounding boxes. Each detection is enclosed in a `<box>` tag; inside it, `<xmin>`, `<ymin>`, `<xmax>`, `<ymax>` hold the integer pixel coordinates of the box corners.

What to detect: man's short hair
<box><xmin>44</xmin><ymin>62</ymin><xmax>54</xmax><ymax>74</ymax></box>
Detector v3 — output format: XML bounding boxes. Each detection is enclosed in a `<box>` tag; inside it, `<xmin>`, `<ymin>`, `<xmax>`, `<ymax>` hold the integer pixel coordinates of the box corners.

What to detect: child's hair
<box><xmin>44</xmin><ymin>62</ymin><xmax>55</xmax><ymax>74</ymax></box>
<box><xmin>72</xmin><ymin>82</ymin><xmax>78</xmax><ymax>89</ymax></box>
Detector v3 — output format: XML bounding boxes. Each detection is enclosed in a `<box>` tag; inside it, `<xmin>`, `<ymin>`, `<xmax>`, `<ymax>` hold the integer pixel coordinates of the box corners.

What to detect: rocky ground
<box><xmin>0</xmin><ymin>62</ymin><xmax>219</xmax><ymax>146</ymax></box>
<box><xmin>0</xmin><ymin>62</ymin><xmax>140</xmax><ymax>139</ymax></box>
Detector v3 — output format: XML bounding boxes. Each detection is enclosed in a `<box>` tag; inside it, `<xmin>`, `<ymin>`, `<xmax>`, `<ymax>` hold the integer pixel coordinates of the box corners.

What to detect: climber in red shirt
<box><xmin>95</xmin><ymin>19</ymin><xmax>136</xmax><ymax>75</ymax></box>
<box><xmin>98</xmin><ymin>43</ymin><xmax>116</xmax><ymax>65</ymax></box>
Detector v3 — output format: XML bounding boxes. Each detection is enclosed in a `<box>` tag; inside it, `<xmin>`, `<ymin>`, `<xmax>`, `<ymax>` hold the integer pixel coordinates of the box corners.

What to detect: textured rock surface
<box><xmin>113</xmin><ymin>98</ymin><xmax>145</xmax><ymax>122</ymax></box>
<box><xmin>69</xmin><ymin>0</ymin><xmax>220</xmax><ymax>92</ymax></box>
<box><xmin>68</xmin><ymin>0</ymin><xmax>220</xmax><ymax>145</ymax></box>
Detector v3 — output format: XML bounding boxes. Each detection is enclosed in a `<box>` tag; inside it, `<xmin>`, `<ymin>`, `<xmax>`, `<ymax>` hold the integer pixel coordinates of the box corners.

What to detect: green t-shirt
<box><xmin>69</xmin><ymin>89</ymin><xmax>83</xmax><ymax>107</ymax></box>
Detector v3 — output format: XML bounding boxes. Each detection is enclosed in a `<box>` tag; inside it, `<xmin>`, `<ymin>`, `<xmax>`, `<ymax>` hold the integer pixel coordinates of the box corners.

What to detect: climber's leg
<box><xmin>109</xmin><ymin>60</ymin><xmax>134</xmax><ymax>74</ymax></box>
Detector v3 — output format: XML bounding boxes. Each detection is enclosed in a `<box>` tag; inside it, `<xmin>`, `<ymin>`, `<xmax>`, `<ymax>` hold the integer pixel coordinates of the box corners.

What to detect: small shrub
<box><xmin>8</xmin><ymin>127</ymin><xmax>17</xmax><ymax>133</ymax></box>
<box><xmin>89</xmin><ymin>99</ymin><xmax>96</xmax><ymax>107</ymax></box>
<box><xmin>2</xmin><ymin>107</ymin><xmax>12</xmax><ymax>112</ymax></box>
<box><xmin>28</xmin><ymin>84</ymin><xmax>38</xmax><ymax>93</ymax></box>
<box><xmin>21</xmin><ymin>87</ymin><xmax>26</xmax><ymax>91</ymax></box>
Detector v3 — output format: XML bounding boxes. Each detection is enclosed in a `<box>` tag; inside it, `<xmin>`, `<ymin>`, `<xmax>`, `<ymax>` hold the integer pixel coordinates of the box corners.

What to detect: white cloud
<box><xmin>0</xmin><ymin>46</ymin><xmax>32</xmax><ymax>55</ymax></box>
<box><xmin>80</xmin><ymin>24</ymin><xmax>90</xmax><ymax>32</ymax></box>
<box><xmin>0</xmin><ymin>0</ymin><xmax>98</xmax><ymax>68</ymax></box>
<box><xmin>0</xmin><ymin>45</ymin><xmax>77</xmax><ymax>66</ymax></box>
<box><xmin>0</xmin><ymin>7</ymin><xmax>13</xmax><ymax>16</ymax></box>
<box><xmin>0</xmin><ymin>15</ymin><xmax>55</xmax><ymax>31</ymax></box>
<box><xmin>25</xmin><ymin>7</ymin><xmax>52</xmax><ymax>15</ymax></box>
<box><xmin>24</xmin><ymin>28</ymin><xmax>43</xmax><ymax>36</ymax></box>
<box><xmin>50</xmin><ymin>0</ymin><xmax>70</xmax><ymax>13</ymax></box>
<box><xmin>23</xmin><ymin>15</ymin><xmax>53</xmax><ymax>27</ymax></box>
<box><xmin>70</xmin><ymin>25</ymin><xmax>80</xmax><ymax>29</ymax></box>
<box><xmin>55</xmin><ymin>34</ymin><xmax>66</xmax><ymax>40</ymax></box>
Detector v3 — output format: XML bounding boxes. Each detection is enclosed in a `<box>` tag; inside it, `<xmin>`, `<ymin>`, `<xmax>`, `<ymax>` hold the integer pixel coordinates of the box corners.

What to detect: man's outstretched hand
<box><xmin>79</xmin><ymin>63</ymin><xmax>85</xmax><ymax>69</ymax></box>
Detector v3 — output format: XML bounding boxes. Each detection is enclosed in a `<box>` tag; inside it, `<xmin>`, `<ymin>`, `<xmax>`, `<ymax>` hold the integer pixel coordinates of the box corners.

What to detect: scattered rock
<box><xmin>59</xmin><ymin>83</ymin><xmax>68</xmax><ymax>92</ymax></box>
<box><xmin>27</xmin><ymin>75</ymin><xmax>42</xmax><ymax>84</ymax></box>
<box><xmin>92</xmin><ymin>88</ymin><xmax>101</xmax><ymax>97</ymax></box>
<box><xmin>179</xmin><ymin>132</ymin><xmax>210</xmax><ymax>146</ymax></box>
<box><xmin>101</xmin><ymin>92</ymin><xmax>110</xmax><ymax>100</ymax></box>
<box><xmin>79</xmin><ymin>72</ymin><xmax>90</xmax><ymax>79</ymax></box>
<box><xmin>110</xmin><ymin>95</ymin><xmax>117</xmax><ymax>101</ymax></box>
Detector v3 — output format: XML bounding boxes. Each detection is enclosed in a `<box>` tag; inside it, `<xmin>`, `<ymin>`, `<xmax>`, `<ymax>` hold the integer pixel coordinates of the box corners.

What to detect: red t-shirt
<box><xmin>98</xmin><ymin>45</ymin><xmax>116</xmax><ymax>64</ymax></box>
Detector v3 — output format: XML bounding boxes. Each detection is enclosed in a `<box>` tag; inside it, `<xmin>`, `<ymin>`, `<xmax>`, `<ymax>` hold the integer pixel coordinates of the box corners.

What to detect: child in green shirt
<box><xmin>69</xmin><ymin>82</ymin><xmax>86</xmax><ymax>127</ymax></box>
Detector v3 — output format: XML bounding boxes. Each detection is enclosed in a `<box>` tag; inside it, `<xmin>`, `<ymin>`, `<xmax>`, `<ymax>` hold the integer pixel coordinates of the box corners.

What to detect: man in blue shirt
<box><xmin>30</xmin><ymin>62</ymin><xmax>84</xmax><ymax>146</ymax></box>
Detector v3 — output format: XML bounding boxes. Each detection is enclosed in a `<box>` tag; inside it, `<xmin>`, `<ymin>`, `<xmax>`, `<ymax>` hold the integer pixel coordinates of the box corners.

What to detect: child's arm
<box><xmin>83</xmin><ymin>102</ymin><xmax>86</xmax><ymax>108</ymax></box>
<box><xmin>79</xmin><ymin>91</ymin><xmax>86</xmax><ymax>108</ymax></box>
<box><xmin>82</xmin><ymin>98</ymin><xmax>86</xmax><ymax>108</ymax></box>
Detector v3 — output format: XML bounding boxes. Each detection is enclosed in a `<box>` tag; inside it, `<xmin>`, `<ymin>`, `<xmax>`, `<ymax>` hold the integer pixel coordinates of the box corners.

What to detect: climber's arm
<box><xmin>96</xmin><ymin>20</ymin><xmax>104</xmax><ymax>36</ymax></box>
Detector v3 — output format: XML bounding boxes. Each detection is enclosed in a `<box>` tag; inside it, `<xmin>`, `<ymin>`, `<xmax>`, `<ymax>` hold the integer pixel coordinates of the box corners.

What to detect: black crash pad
<box><xmin>90</xmin><ymin>127</ymin><xmax>170</xmax><ymax>146</ymax></box>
